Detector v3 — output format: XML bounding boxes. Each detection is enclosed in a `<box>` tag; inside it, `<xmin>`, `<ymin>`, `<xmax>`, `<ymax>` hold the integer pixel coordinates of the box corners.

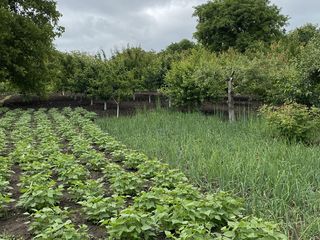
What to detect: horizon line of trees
<box><xmin>1</xmin><ymin>0</ymin><xmax>320</xmax><ymax>116</ymax></box>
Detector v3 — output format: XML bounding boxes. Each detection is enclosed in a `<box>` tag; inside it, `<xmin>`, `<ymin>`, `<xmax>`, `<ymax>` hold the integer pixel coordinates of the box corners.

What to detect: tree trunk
<box><xmin>104</xmin><ymin>101</ymin><xmax>107</xmax><ymax>111</ymax></box>
<box><xmin>228</xmin><ymin>74</ymin><xmax>235</xmax><ymax>122</ymax></box>
<box><xmin>116</xmin><ymin>103</ymin><xmax>120</xmax><ymax>118</ymax></box>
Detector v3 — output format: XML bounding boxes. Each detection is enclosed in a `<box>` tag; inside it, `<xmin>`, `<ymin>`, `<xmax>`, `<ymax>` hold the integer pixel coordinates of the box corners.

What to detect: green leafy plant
<box><xmin>0</xmin><ymin>192</ymin><xmax>13</xmax><ymax>216</ymax></box>
<box><xmin>0</xmin><ymin>234</ymin><xmax>23</xmax><ymax>240</ymax></box>
<box><xmin>103</xmin><ymin>207</ymin><xmax>158</xmax><ymax>240</ymax></box>
<box><xmin>133</xmin><ymin>184</ymin><xmax>202</xmax><ymax>212</ymax></box>
<box><xmin>29</xmin><ymin>207</ymin><xmax>89</xmax><ymax>240</ymax></box>
<box><xmin>79</xmin><ymin>195</ymin><xmax>125</xmax><ymax>223</ymax></box>
<box><xmin>110</xmin><ymin>172</ymin><xmax>146</xmax><ymax>196</ymax></box>
<box><xmin>112</xmin><ymin>149</ymin><xmax>148</xmax><ymax>169</ymax></box>
<box><xmin>260</xmin><ymin>102</ymin><xmax>320</xmax><ymax>143</ymax></box>
<box><xmin>78</xmin><ymin>150</ymin><xmax>105</xmax><ymax>170</ymax></box>
<box><xmin>165</xmin><ymin>223</ymin><xmax>215</xmax><ymax>240</ymax></box>
<box><xmin>57</xmin><ymin>164</ymin><xmax>89</xmax><ymax>185</ymax></box>
<box><xmin>216</xmin><ymin>217</ymin><xmax>287</xmax><ymax>240</ymax></box>
<box><xmin>18</xmin><ymin>181</ymin><xmax>63</xmax><ymax>210</ymax></box>
<box><xmin>152</xmin><ymin>169</ymin><xmax>189</xmax><ymax>189</ymax></box>
<box><xmin>137</xmin><ymin>160</ymin><xmax>170</xmax><ymax>179</ymax></box>
<box><xmin>102</xmin><ymin>162</ymin><xmax>125</xmax><ymax>180</ymax></box>
<box><xmin>68</xmin><ymin>179</ymin><xmax>105</xmax><ymax>201</ymax></box>
<box><xmin>154</xmin><ymin>192</ymin><xmax>243</xmax><ymax>234</ymax></box>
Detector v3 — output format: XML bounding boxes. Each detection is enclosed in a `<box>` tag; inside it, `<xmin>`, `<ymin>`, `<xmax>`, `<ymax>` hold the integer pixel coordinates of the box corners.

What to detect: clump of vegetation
<box><xmin>260</xmin><ymin>102</ymin><xmax>320</xmax><ymax>143</ymax></box>
<box><xmin>29</xmin><ymin>207</ymin><xmax>89</xmax><ymax>240</ymax></box>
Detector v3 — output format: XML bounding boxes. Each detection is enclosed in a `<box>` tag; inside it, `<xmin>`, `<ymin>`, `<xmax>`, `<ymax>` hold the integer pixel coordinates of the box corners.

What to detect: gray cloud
<box><xmin>54</xmin><ymin>0</ymin><xmax>320</xmax><ymax>54</ymax></box>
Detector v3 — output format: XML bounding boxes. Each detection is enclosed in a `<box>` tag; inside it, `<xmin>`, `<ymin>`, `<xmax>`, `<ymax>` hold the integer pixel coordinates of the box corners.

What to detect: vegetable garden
<box><xmin>0</xmin><ymin>107</ymin><xmax>286</xmax><ymax>239</ymax></box>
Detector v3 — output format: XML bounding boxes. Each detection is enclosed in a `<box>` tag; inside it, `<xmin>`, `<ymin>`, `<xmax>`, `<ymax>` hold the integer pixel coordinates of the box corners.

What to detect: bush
<box><xmin>260</xmin><ymin>102</ymin><xmax>320</xmax><ymax>143</ymax></box>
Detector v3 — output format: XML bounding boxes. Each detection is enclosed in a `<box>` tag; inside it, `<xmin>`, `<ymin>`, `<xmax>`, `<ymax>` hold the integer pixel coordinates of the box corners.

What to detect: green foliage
<box><xmin>102</xmin><ymin>162</ymin><xmax>125</xmax><ymax>180</ymax></box>
<box><xmin>166</xmin><ymin>39</ymin><xmax>196</xmax><ymax>53</ymax></box>
<box><xmin>260</xmin><ymin>102</ymin><xmax>320</xmax><ymax>143</ymax></box>
<box><xmin>165</xmin><ymin>223</ymin><xmax>215</xmax><ymax>240</ymax></box>
<box><xmin>0</xmin><ymin>234</ymin><xmax>23</xmax><ymax>240</ymax></box>
<box><xmin>29</xmin><ymin>207</ymin><xmax>89</xmax><ymax>240</ymax></box>
<box><xmin>193</xmin><ymin>0</ymin><xmax>288</xmax><ymax>52</ymax></box>
<box><xmin>154</xmin><ymin>192</ymin><xmax>243</xmax><ymax>233</ymax></box>
<box><xmin>216</xmin><ymin>217</ymin><xmax>287</xmax><ymax>240</ymax></box>
<box><xmin>110</xmin><ymin>171</ymin><xmax>146</xmax><ymax>196</ymax></box>
<box><xmin>163</xmin><ymin>48</ymin><xmax>225</xmax><ymax>109</ymax></box>
<box><xmin>104</xmin><ymin>207</ymin><xmax>158</xmax><ymax>240</ymax></box>
<box><xmin>153</xmin><ymin>169</ymin><xmax>189</xmax><ymax>189</ymax></box>
<box><xmin>17</xmin><ymin>181</ymin><xmax>63</xmax><ymax>210</ymax></box>
<box><xmin>111</xmin><ymin>149</ymin><xmax>148</xmax><ymax>169</ymax></box>
<box><xmin>57</xmin><ymin>163</ymin><xmax>89</xmax><ymax>185</ymax></box>
<box><xmin>68</xmin><ymin>178</ymin><xmax>105</xmax><ymax>201</ymax></box>
<box><xmin>0</xmin><ymin>192</ymin><xmax>13</xmax><ymax>215</ymax></box>
<box><xmin>0</xmin><ymin>0</ymin><xmax>63</xmax><ymax>94</ymax></box>
<box><xmin>296</xmin><ymin>36</ymin><xmax>320</xmax><ymax>105</ymax></box>
<box><xmin>78</xmin><ymin>150</ymin><xmax>105</xmax><ymax>171</ymax></box>
<box><xmin>286</xmin><ymin>24</ymin><xmax>320</xmax><ymax>54</ymax></box>
<box><xmin>133</xmin><ymin>184</ymin><xmax>202</xmax><ymax>212</ymax></box>
<box><xmin>242</xmin><ymin>45</ymin><xmax>300</xmax><ymax>103</ymax></box>
<box><xmin>79</xmin><ymin>195</ymin><xmax>125</xmax><ymax>223</ymax></box>
<box><xmin>137</xmin><ymin>160</ymin><xmax>170</xmax><ymax>179</ymax></box>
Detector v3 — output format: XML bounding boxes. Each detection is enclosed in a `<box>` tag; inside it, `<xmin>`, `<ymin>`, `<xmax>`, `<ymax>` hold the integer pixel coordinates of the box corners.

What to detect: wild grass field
<box><xmin>97</xmin><ymin>109</ymin><xmax>320</xmax><ymax>240</ymax></box>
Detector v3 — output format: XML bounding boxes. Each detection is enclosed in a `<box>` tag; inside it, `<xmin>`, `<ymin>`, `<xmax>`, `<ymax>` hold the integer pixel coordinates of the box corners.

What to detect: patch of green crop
<box><xmin>97</xmin><ymin>109</ymin><xmax>320</xmax><ymax>239</ymax></box>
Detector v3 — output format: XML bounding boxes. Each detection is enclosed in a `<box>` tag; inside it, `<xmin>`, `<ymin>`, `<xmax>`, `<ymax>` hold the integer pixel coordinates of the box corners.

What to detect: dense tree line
<box><xmin>1</xmin><ymin>0</ymin><xmax>320</xmax><ymax>111</ymax></box>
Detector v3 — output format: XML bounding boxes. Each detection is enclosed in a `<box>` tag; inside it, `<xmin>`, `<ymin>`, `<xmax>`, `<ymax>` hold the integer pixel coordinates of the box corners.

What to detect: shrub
<box><xmin>260</xmin><ymin>102</ymin><xmax>320</xmax><ymax>143</ymax></box>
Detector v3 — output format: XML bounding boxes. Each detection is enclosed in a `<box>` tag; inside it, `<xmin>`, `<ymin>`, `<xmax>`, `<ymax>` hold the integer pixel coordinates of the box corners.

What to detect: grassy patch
<box><xmin>97</xmin><ymin>109</ymin><xmax>320</xmax><ymax>239</ymax></box>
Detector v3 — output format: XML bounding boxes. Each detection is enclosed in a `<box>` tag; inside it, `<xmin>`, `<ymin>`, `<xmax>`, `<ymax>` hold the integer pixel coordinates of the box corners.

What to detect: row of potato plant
<box><xmin>49</xmin><ymin>108</ymin><xmax>126</xmax><ymax>227</ymax></box>
<box><xmin>59</xmin><ymin>107</ymin><xmax>287</xmax><ymax>240</ymax></box>
<box><xmin>9</xmin><ymin>109</ymin><xmax>90</xmax><ymax>239</ymax></box>
<box><xmin>0</xmin><ymin>109</ymin><xmax>22</xmax><ymax>215</ymax></box>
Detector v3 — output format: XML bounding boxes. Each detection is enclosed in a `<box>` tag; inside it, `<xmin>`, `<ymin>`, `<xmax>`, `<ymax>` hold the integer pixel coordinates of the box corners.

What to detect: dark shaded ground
<box><xmin>2</xmin><ymin>94</ymin><xmax>261</xmax><ymax>118</ymax></box>
<box><xmin>2</xmin><ymin>94</ymin><xmax>168</xmax><ymax>117</ymax></box>
<box><xmin>0</xmin><ymin>165</ymin><xmax>31</xmax><ymax>240</ymax></box>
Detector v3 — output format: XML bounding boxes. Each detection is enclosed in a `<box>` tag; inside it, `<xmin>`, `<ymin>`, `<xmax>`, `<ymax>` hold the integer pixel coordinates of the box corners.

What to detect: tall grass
<box><xmin>97</xmin><ymin>109</ymin><xmax>320</xmax><ymax>239</ymax></box>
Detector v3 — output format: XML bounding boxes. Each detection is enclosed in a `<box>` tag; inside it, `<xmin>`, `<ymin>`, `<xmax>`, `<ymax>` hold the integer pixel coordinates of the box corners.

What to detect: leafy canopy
<box><xmin>0</xmin><ymin>0</ymin><xmax>63</xmax><ymax>94</ymax></box>
<box><xmin>193</xmin><ymin>0</ymin><xmax>288</xmax><ymax>52</ymax></box>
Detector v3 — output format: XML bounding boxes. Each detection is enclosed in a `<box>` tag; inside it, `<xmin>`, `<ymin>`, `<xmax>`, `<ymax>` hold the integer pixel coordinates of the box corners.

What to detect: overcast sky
<box><xmin>54</xmin><ymin>0</ymin><xmax>320</xmax><ymax>54</ymax></box>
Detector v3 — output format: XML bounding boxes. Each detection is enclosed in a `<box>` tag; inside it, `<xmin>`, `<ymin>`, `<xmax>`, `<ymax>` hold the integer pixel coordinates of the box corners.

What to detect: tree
<box><xmin>92</xmin><ymin>58</ymin><xmax>113</xmax><ymax>110</ymax></box>
<box><xmin>163</xmin><ymin>48</ymin><xmax>225</xmax><ymax>110</ymax></box>
<box><xmin>55</xmin><ymin>52</ymin><xmax>75</xmax><ymax>95</ymax></box>
<box><xmin>288</xmin><ymin>24</ymin><xmax>320</xmax><ymax>47</ymax></box>
<box><xmin>297</xmin><ymin>36</ymin><xmax>320</xmax><ymax>106</ymax></box>
<box><xmin>166</xmin><ymin>39</ymin><xmax>196</xmax><ymax>53</ymax></box>
<box><xmin>282</xmin><ymin>24</ymin><xmax>320</xmax><ymax>58</ymax></box>
<box><xmin>0</xmin><ymin>0</ymin><xmax>63</xmax><ymax>95</ymax></box>
<box><xmin>193</xmin><ymin>0</ymin><xmax>288</xmax><ymax>52</ymax></box>
<box><xmin>103</xmin><ymin>47</ymin><xmax>149</xmax><ymax>117</ymax></box>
